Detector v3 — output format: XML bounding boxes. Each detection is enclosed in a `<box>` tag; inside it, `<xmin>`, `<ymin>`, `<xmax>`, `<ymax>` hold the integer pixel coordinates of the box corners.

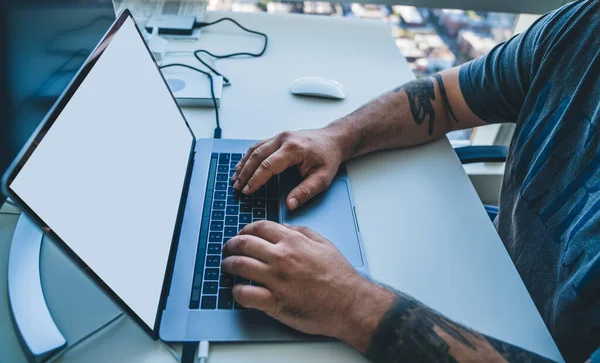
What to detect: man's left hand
<box><xmin>221</xmin><ymin>221</ymin><xmax>396</xmax><ymax>353</ymax></box>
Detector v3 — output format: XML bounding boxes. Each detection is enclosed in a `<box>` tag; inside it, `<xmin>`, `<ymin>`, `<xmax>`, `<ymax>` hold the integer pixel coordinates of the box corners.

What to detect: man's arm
<box><xmin>330</xmin><ymin>66</ymin><xmax>486</xmax><ymax>162</ymax></box>
<box><xmin>232</xmin><ymin>66</ymin><xmax>486</xmax><ymax>209</ymax></box>
<box><xmin>221</xmin><ymin>221</ymin><xmax>556</xmax><ymax>363</ymax></box>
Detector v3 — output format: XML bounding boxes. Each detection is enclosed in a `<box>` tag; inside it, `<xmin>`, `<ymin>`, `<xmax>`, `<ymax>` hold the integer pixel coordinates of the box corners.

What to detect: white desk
<box><xmin>0</xmin><ymin>11</ymin><xmax>563</xmax><ymax>363</ymax></box>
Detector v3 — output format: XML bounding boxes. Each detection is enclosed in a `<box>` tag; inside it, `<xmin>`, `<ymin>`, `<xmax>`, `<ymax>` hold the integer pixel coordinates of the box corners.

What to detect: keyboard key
<box><xmin>218</xmin><ymin>289</ymin><xmax>234</xmax><ymax>309</ymax></box>
<box><xmin>207</xmin><ymin>243</ymin><xmax>221</xmax><ymax>254</ymax></box>
<box><xmin>254</xmin><ymin>188</ymin><xmax>266</xmax><ymax>198</ymax></box>
<box><xmin>239</xmin><ymin>224</ymin><xmax>248</xmax><ymax>231</ymax></box>
<box><xmin>224</xmin><ymin>227</ymin><xmax>237</xmax><ymax>237</ymax></box>
<box><xmin>267</xmin><ymin>200</ymin><xmax>279</xmax><ymax>222</ymax></box>
<box><xmin>253</xmin><ymin>209</ymin><xmax>265</xmax><ymax>219</ymax></box>
<box><xmin>240</xmin><ymin>203</ymin><xmax>252</xmax><ymax>213</ymax></box>
<box><xmin>220</xmin><ymin>274</ymin><xmax>234</xmax><ymax>287</ymax></box>
<box><xmin>210</xmin><ymin>221</ymin><xmax>224</xmax><ymax>231</ymax></box>
<box><xmin>203</xmin><ymin>282</ymin><xmax>218</xmax><ymax>295</ymax></box>
<box><xmin>253</xmin><ymin>199</ymin><xmax>266</xmax><ymax>209</ymax></box>
<box><xmin>227</xmin><ymin>196</ymin><xmax>239</xmax><ymax>205</ymax></box>
<box><xmin>229</xmin><ymin>170</ymin><xmax>236</xmax><ymax>177</ymax></box>
<box><xmin>225</xmin><ymin>216</ymin><xmax>238</xmax><ymax>226</ymax></box>
<box><xmin>213</xmin><ymin>201</ymin><xmax>225</xmax><ymax>210</ymax></box>
<box><xmin>231</xmin><ymin>153</ymin><xmax>242</xmax><ymax>162</ymax></box>
<box><xmin>204</xmin><ymin>268</ymin><xmax>219</xmax><ymax>280</ymax></box>
<box><xmin>239</xmin><ymin>214</ymin><xmax>252</xmax><ymax>224</ymax></box>
<box><xmin>201</xmin><ymin>296</ymin><xmax>217</xmax><ymax>309</ymax></box>
<box><xmin>266</xmin><ymin>176</ymin><xmax>279</xmax><ymax>198</ymax></box>
<box><xmin>208</xmin><ymin>232</ymin><xmax>222</xmax><ymax>242</ymax></box>
<box><xmin>216</xmin><ymin>182</ymin><xmax>227</xmax><ymax>190</ymax></box>
<box><xmin>214</xmin><ymin>191</ymin><xmax>226</xmax><ymax>200</ymax></box>
<box><xmin>206</xmin><ymin>255</ymin><xmax>220</xmax><ymax>267</ymax></box>
<box><xmin>226</xmin><ymin>206</ymin><xmax>239</xmax><ymax>215</ymax></box>
<box><xmin>236</xmin><ymin>277</ymin><xmax>250</xmax><ymax>285</ymax></box>
<box><xmin>230</xmin><ymin>162</ymin><xmax>238</xmax><ymax>170</ymax></box>
<box><xmin>234</xmin><ymin>301</ymin><xmax>247</xmax><ymax>310</ymax></box>
<box><xmin>228</xmin><ymin>187</ymin><xmax>235</xmax><ymax>195</ymax></box>
<box><xmin>217</xmin><ymin>173</ymin><xmax>228</xmax><ymax>182</ymax></box>
<box><xmin>218</xmin><ymin>165</ymin><xmax>229</xmax><ymax>173</ymax></box>
<box><xmin>240</xmin><ymin>194</ymin><xmax>252</xmax><ymax>203</ymax></box>
<box><xmin>212</xmin><ymin>211</ymin><xmax>224</xmax><ymax>220</ymax></box>
<box><xmin>218</xmin><ymin>153</ymin><xmax>230</xmax><ymax>165</ymax></box>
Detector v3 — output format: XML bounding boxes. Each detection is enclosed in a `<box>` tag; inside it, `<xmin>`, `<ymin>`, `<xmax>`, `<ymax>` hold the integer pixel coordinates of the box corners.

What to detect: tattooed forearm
<box><xmin>395</xmin><ymin>78</ymin><xmax>437</xmax><ymax>136</ymax></box>
<box><xmin>434</xmin><ymin>74</ymin><xmax>460</xmax><ymax>124</ymax></box>
<box><xmin>366</xmin><ymin>293</ymin><xmax>554</xmax><ymax>363</ymax></box>
<box><xmin>394</xmin><ymin>75</ymin><xmax>460</xmax><ymax>136</ymax></box>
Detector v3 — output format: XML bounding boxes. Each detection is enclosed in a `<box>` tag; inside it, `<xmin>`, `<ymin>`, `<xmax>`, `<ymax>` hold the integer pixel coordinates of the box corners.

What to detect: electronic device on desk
<box><xmin>162</xmin><ymin>68</ymin><xmax>223</xmax><ymax>107</ymax></box>
<box><xmin>290</xmin><ymin>77</ymin><xmax>346</xmax><ymax>100</ymax></box>
<box><xmin>2</xmin><ymin>10</ymin><xmax>367</xmax><ymax>344</ymax></box>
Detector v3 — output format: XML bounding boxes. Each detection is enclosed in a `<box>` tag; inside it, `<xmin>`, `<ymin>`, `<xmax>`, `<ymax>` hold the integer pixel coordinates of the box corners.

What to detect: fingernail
<box><xmin>289</xmin><ymin>198</ymin><xmax>298</xmax><ymax>210</ymax></box>
<box><xmin>242</xmin><ymin>185</ymin><xmax>250</xmax><ymax>194</ymax></box>
<box><xmin>233</xmin><ymin>181</ymin><xmax>240</xmax><ymax>189</ymax></box>
<box><xmin>231</xmin><ymin>173</ymin><xmax>238</xmax><ymax>181</ymax></box>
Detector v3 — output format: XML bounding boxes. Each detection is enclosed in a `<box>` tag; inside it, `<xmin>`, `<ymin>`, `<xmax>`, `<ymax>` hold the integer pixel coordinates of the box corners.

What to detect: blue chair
<box><xmin>454</xmin><ymin>146</ymin><xmax>508</xmax><ymax>222</ymax></box>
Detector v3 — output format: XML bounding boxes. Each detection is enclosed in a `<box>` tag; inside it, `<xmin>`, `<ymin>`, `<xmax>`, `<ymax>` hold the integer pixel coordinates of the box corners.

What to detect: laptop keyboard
<box><xmin>189</xmin><ymin>153</ymin><xmax>279</xmax><ymax>310</ymax></box>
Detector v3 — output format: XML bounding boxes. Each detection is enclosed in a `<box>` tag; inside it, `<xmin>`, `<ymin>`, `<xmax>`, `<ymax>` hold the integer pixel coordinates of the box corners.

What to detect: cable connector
<box><xmin>198</xmin><ymin>341</ymin><xmax>210</xmax><ymax>363</ymax></box>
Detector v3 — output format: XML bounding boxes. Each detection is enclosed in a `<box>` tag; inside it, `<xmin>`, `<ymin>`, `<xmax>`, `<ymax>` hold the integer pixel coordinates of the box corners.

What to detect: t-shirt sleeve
<box><xmin>458</xmin><ymin>14</ymin><xmax>553</xmax><ymax>124</ymax></box>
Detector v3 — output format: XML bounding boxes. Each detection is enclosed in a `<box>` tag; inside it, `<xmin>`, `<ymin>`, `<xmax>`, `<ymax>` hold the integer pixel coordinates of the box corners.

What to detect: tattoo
<box><xmin>394</xmin><ymin>75</ymin><xmax>460</xmax><ymax>136</ymax></box>
<box><xmin>433</xmin><ymin>74</ymin><xmax>460</xmax><ymax>124</ymax></box>
<box><xmin>395</xmin><ymin>78</ymin><xmax>437</xmax><ymax>136</ymax></box>
<box><xmin>366</xmin><ymin>293</ymin><xmax>554</xmax><ymax>363</ymax></box>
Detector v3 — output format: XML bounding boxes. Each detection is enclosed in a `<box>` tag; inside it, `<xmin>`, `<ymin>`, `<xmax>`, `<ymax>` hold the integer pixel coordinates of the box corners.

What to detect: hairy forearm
<box><xmin>327</xmin><ymin>70</ymin><xmax>463</xmax><ymax>161</ymax></box>
<box><xmin>353</xmin><ymin>292</ymin><xmax>555</xmax><ymax>363</ymax></box>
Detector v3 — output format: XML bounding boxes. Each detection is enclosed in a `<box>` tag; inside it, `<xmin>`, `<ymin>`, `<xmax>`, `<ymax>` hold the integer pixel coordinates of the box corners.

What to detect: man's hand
<box><xmin>221</xmin><ymin>221</ymin><xmax>396</xmax><ymax>352</ymax></box>
<box><xmin>231</xmin><ymin>129</ymin><xmax>347</xmax><ymax>210</ymax></box>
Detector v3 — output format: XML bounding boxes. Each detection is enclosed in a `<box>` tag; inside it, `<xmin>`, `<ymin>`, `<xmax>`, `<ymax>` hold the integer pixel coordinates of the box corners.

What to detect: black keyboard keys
<box><xmin>212</xmin><ymin>211</ymin><xmax>224</xmax><ymax>220</ymax></box>
<box><xmin>206</xmin><ymin>255</ymin><xmax>220</xmax><ymax>267</ymax></box>
<box><xmin>231</xmin><ymin>153</ymin><xmax>242</xmax><ymax>162</ymax></box>
<box><xmin>220</xmin><ymin>274</ymin><xmax>234</xmax><ymax>288</ymax></box>
<box><xmin>253</xmin><ymin>199</ymin><xmax>265</xmax><ymax>209</ymax></box>
<box><xmin>226</xmin><ymin>206</ymin><xmax>239</xmax><ymax>215</ymax></box>
<box><xmin>227</xmin><ymin>196</ymin><xmax>239</xmax><ymax>205</ymax></box>
<box><xmin>240</xmin><ymin>203</ymin><xmax>252</xmax><ymax>213</ymax></box>
<box><xmin>218</xmin><ymin>289</ymin><xmax>234</xmax><ymax>309</ymax></box>
<box><xmin>213</xmin><ymin>201</ymin><xmax>225</xmax><ymax>210</ymax></box>
<box><xmin>214</xmin><ymin>191</ymin><xmax>226</xmax><ymax>200</ymax></box>
<box><xmin>210</xmin><ymin>221</ymin><xmax>224</xmax><ymax>231</ymax></box>
<box><xmin>203</xmin><ymin>282</ymin><xmax>218</xmax><ymax>295</ymax></box>
<box><xmin>204</xmin><ymin>268</ymin><xmax>219</xmax><ymax>280</ymax></box>
<box><xmin>219</xmin><ymin>153</ymin><xmax>230</xmax><ymax>165</ymax></box>
<box><xmin>208</xmin><ymin>232</ymin><xmax>222</xmax><ymax>242</ymax></box>
<box><xmin>239</xmin><ymin>213</ymin><xmax>252</xmax><ymax>224</ymax></box>
<box><xmin>217</xmin><ymin>173</ymin><xmax>228</xmax><ymax>182</ymax></box>
<box><xmin>253</xmin><ymin>209</ymin><xmax>265</xmax><ymax>219</ymax></box>
<box><xmin>225</xmin><ymin>216</ymin><xmax>238</xmax><ymax>226</ymax></box>
<box><xmin>218</xmin><ymin>165</ymin><xmax>228</xmax><ymax>173</ymax></box>
<box><xmin>216</xmin><ymin>182</ymin><xmax>227</xmax><ymax>190</ymax></box>
<box><xmin>201</xmin><ymin>296</ymin><xmax>217</xmax><ymax>309</ymax></box>
<box><xmin>207</xmin><ymin>243</ymin><xmax>221</xmax><ymax>254</ymax></box>
<box><xmin>224</xmin><ymin>226</ymin><xmax>237</xmax><ymax>237</ymax></box>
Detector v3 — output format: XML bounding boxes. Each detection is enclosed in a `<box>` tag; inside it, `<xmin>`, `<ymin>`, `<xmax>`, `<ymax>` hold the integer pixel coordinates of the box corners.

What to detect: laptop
<box><xmin>1</xmin><ymin>10</ymin><xmax>368</xmax><ymax>342</ymax></box>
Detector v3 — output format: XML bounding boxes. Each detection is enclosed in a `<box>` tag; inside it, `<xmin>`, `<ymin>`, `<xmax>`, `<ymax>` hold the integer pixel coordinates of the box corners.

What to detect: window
<box><xmin>207</xmin><ymin>0</ymin><xmax>521</xmax><ymax>146</ymax></box>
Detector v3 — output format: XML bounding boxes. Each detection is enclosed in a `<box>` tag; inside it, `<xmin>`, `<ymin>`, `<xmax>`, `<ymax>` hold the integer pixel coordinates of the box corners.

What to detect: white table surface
<box><xmin>0</xmin><ymin>11</ymin><xmax>563</xmax><ymax>363</ymax></box>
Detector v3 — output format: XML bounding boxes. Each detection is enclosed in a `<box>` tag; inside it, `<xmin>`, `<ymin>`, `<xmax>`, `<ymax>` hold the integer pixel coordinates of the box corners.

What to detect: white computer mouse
<box><xmin>290</xmin><ymin>77</ymin><xmax>346</xmax><ymax>100</ymax></box>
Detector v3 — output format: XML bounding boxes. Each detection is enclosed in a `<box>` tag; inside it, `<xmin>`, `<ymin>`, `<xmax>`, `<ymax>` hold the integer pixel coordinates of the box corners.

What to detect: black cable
<box><xmin>159</xmin><ymin>63</ymin><xmax>221</xmax><ymax>138</ymax></box>
<box><xmin>159</xmin><ymin>18</ymin><xmax>268</xmax><ymax>140</ymax></box>
<box><xmin>192</xmin><ymin>17</ymin><xmax>268</xmax><ymax>85</ymax></box>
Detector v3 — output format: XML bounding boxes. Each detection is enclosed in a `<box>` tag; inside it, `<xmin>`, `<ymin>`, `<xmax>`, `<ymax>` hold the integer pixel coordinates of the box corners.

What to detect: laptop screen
<box><xmin>7</xmin><ymin>15</ymin><xmax>194</xmax><ymax>333</ymax></box>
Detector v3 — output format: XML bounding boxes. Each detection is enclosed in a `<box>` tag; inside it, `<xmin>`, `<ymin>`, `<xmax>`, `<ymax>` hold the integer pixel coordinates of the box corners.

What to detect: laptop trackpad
<box><xmin>281</xmin><ymin>176</ymin><xmax>363</xmax><ymax>267</ymax></box>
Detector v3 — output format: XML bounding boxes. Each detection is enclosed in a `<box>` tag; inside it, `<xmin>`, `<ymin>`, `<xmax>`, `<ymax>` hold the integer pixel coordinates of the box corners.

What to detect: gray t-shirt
<box><xmin>459</xmin><ymin>1</ymin><xmax>600</xmax><ymax>361</ymax></box>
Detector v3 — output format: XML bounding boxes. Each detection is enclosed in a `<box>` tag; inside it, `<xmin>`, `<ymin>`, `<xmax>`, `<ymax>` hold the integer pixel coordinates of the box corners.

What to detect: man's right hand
<box><xmin>232</xmin><ymin>128</ymin><xmax>347</xmax><ymax>210</ymax></box>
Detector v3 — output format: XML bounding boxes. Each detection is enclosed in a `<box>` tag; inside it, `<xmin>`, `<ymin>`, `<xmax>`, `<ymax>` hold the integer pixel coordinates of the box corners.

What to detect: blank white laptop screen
<box><xmin>9</xmin><ymin>17</ymin><xmax>194</xmax><ymax>330</ymax></box>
